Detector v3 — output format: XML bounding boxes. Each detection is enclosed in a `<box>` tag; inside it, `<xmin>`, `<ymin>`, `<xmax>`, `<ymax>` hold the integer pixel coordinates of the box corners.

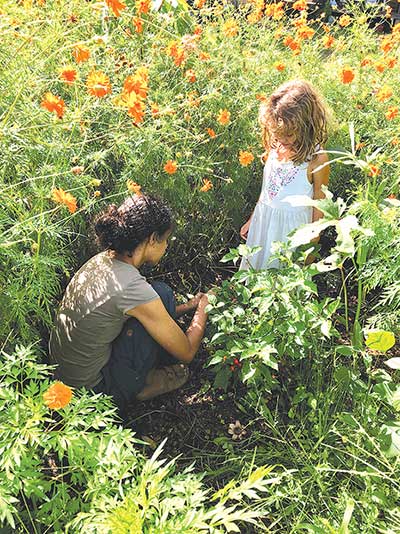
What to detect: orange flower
<box><xmin>368</xmin><ymin>165</ymin><xmax>381</xmax><ymax>177</ymax></box>
<box><xmin>297</xmin><ymin>25</ymin><xmax>314</xmax><ymax>40</ymax></box>
<box><xmin>136</xmin><ymin>0</ymin><xmax>150</xmax><ymax>14</ymax></box>
<box><xmin>338</xmin><ymin>14</ymin><xmax>351</xmax><ymax>27</ymax></box>
<box><xmin>323</xmin><ymin>34</ymin><xmax>335</xmax><ymax>48</ymax></box>
<box><xmin>164</xmin><ymin>160</ymin><xmax>178</xmax><ymax>174</ymax></box>
<box><xmin>391</xmin><ymin>137</ymin><xmax>399</xmax><ymax>146</ymax></box>
<box><xmin>86</xmin><ymin>70</ymin><xmax>112</xmax><ymax>98</ymax></box>
<box><xmin>355</xmin><ymin>142</ymin><xmax>365</xmax><ymax>151</ymax></box>
<box><xmin>51</xmin><ymin>188</ymin><xmax>77</xmax><ymax>213</ymax></box>
<box><xmin>71</xmin><ymin>165</ymin><xmax>84</xmax><ymax>175</ymax></box>
<box><xmin>222</xmin><ymin>19</ymin><xmax>239</xmax><ymax>38</ymax></box>
<box><xmin>283</xmin><ymin>35</ymin><xmax>301</xmax><ymax>54</ymax></box>
<box><xmin>265</xmin><ymin>1</ymin><xmax>284</xmax><ymax>20</ymax></box>
<box><xmin>185</xmin><ymin>69</ymin><xmax>196</xmax><ymax>83</ymax></box>
<box><xmin>386</xmin><ymin>57</ymin><xmax>397</xmax><ymax>69</ymax></box>
<box><xmin>381</xmin><ymin>36</ymin><xmax>394</xmax><ymax>54</ymax></box>
<box><xmin>293</xmin><ymin>0</ymin><xmax>307</xmax><ymax>10</ymax></box>
<box><xmin>59</xmin><ymin>66</ymin><xmax>77</xmax><ymax>84</ymax></box>
<box><xmin>199</xmin><ymin>178</ymin><xmax>213</xmax><ymax>192</ymax></box>
<box><xmin>72</xmin><ymin>44</ymin><xmax>90</xmax><ymax>63</ymax></box>
<box><xmin>194</xmin><ymin>0</ymin><xmax>206</xmax><ymax>8</ymax></box>
<box><xmin>127</xmin><ymin>180</ymin><xmax>142</xmax><ymax>194</ymax></box>
<box><xmin>274</xmin><ymin>61</ymin><xmax>285</xmax><ymax>71</ymax></box>
<box><xmin>217</xmin><ymin>109</ymin><xmax>231</xmax><ymax>126</ymax></box>
<box><xmin>41</xmin><ymin>93</ymin><xmax>65</xmax><ymax>119</ymax></box>
<box><xmin>374</xmin><ymin>61</ymin><xmax>385</xmax><ymax>73</ymax></box>
<box><xmin>256</xmin><ymin>93</ymin><xmax>267</xmax><ymax>102</ymax></box>
<box><xmin>132</xmin><ymin>16</ymin><xmax>143</xmax><ymax>33</ymax></box>
<box><xmin>198</xmin><ymin>51</ymin><xmax>210</xmax><ymax>61</ymax></box>
<box><xmin>126</xmin><ymin>93</ymin><xmax>146</xmax><ymax>123</ymax></box>
<box><xmin>339</xmin><ymin>67</ymin><xmax>355</xmax><ymax>84</ymax></box>
<box><xmin>239</xmin><ymin>150</ymin><xmax>254</xmax><ymax>166</ymax></box>
<box><xmin>106</xmin><ymin>0</ymin><xmax>126</xmax><ymax>17</ymax></box>
<box><xmin>43</xmin><ymin>382</ymin><xmax>73</xmax><ymax>410</ymax></box>
<box><xmin>376</xmin><ymin>85</ymin><xmax>393</xmax><ymax>102</ymax></box>
<box><xmin>385</xmin><ymin>106</ymin><xmax>398</xmax><ymax>120</ymax></box>
<box><xmin>123</xmin><ymin>73</ymin><xmax>148</xmax><ymax>99</ymax></box>
<box><xmin>206</xmin><ymin>127</ymin><xmax>216</xmax><ymax>138</ymax></box>
<box><xmin>151</xmin><ymin>102</ymin><xmax>160</xmax><ymax>116</ymax></box>
<box><xmin>361</xmin><ymin>56</ymin><xmax>372</xmax><ymax>67</ymax></box>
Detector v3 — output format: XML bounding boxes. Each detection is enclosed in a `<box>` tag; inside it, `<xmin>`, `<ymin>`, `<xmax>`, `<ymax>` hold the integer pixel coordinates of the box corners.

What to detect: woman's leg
<box><xmin>94</xmin><ymin>282</ymin><xmax>183</xmax><ymax>414</ymax></box>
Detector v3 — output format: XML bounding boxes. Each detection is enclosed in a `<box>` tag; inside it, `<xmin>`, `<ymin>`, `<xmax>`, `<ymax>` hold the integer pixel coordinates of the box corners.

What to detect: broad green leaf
<box><xmin>365</xmin><ymin>330</ymin><xmax>395</xmax><ymax>352</ymax></box>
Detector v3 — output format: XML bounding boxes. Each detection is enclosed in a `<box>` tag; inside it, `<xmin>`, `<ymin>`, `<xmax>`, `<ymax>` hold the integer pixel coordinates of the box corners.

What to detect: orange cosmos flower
<box><xmin>222</xmin><ymin>19</ymin><xmax>239</xmax><ymax>37</ymax></box>
<box><xmin>361</xmin><ymin>56</ymin><xmax>372</xmax><ymax>67</ymax></box>
<box><xmin>274</xmin><ymin>61</ymin><xmax>285</xmax><ymax>71</ymax></box>
<box><xmin>51</xmin><ymin>188</ymin><xmax>77</xmax><ymax>213</ymax></box>
<box><xmin>132</xmin><ymin>16</ymin><xmax>143</xmax><ymax>33</ymax></box>
<box><xmin>106</xmin><ymin>0</ymin><xmax>126</xmax><ymax>17</ymax></box>
<box><xmin>185</xmin><ymin>69</ymin><xmax>196</xmax><ymax>83</ymax></box>
<box><xmin>385</xmin><ymin>106</ymin><xmax>398</xmax><ymax>120</ymax></box>
<box><xmin>386</xmin><ymin>57</ymin><xmax>397</xmax><ymax>69</ymax></box>
<box><xmin>381</xmin><ymin>36</ymin><xmax>394</xmax><ymax>54</ymax></box>
<box><xmin>355</xmin><ymin>142</ymin><xmax>365</xmax><ymax>151</ymax></box>
<box><xmin>194</xmin><ymin>0</ymin><xmax>206</xmax><ymax>8</ymax></box>
<box><xmin>123</xmin><ymin>73</ymin><xmax>148</xmax><ymax>99</ymax></box>
<box><xmin>239</xmin><ymin>150</ymin><xmax>254</xmax><ymax>166</ymax></box>
<box><xmin>41</xmin><ymin>93</ymin><xmax>65</xmax><ymax>119</ymax></box>
<box><xmin>217</xmin><ymin>109</ymin><xmax>231</xmax><ymax>126</ymax></box>
<box><xmin>374</xmin><ymin>61</ymin><xmax>385</xmax><ymax>73</ymax></box>
<box><xmin>198</xmin><ymin>51</ymin><xmax>210</xmax><ymax>61</ymax></box>
<box><xmin>297</xmin><ymin>25</ymin><xmax>315</xmax><ymax>40</ymax></box>
<box><xmin>293</xmin><ymin>0</ymin><xmax>307</xmax><ymax>10</ymax></box>
<box><xmin>339</xmin><ymin>67</ymin><xmax>355</xmax><ymax>84</ymax></box>
<box><xmin>256</xmin><ymin>93</ymin><xmax>267</xmax><ymax>102</ymax></box>
<box><xmin>338</xmin><ymin>14</ymin><xmax>351</xmax><ymax>27</ymax></box>
<box><xmin>368</xmin><ymin>165</ymin><xmax>381</xmax><ymax>177</ymax></box>
<box><xmin>43</xmin><ymin>382</ymin><xmax>73</xmax><ymax>410</ymax></box>
<box><xmin>391</xmin><ymin>137</ymin><xmax>399</xmax><ymax>146</ymax></box>
<box><xmin>86</xmin><ymin>70</ymin><xmax>112</xmax><ymax>98</ymax></box>
<box><xmin>59</xmin><ymin>66</ymin><xmax>77</xmax><ymax>84</ymax></box>
<box><xmin>127</xmin><ymin>180</ymin><xmax>142</xmax><ymax>194</ymax></box>
<box><xmin>376</xmin><ymin>85</ymin><xmax>393</xmax><ymax>102</ymax></box>
<box><xmin>200</xmin><ymin>178</ymin><xmax>213</xmax><ymax>192</ymax></box>
<box><xmin>265</xmin><ymin>1</ymin><xmax>284</xmax><ymax>20</ymax></box>
<box><xmin>72</xmin><ymin>44</ymin><xmax>90</xmax><ymax>63</ymax></box>
<box><xmin>164</xmin><ymin>160</ymin><xmax>178</xmax><ymax>174</ymax></box>
<box><xmin>151</xmin><ymin>102</ymin><xmax>160</xmax><ymax>116</ymax></box>
<box><xmin>323</xmin><ymin>34</ymin><xmax>335</xmax><ymax>48</ymax></box>
<box><xmin>206</xmin><ymin>127</ymin><xmax>216</xmax><ymax>138</ymax></box>
<box><xmin>136</xmin><ymin>0</ymin><xmax>150</xmax><ymax>14</ymax></box>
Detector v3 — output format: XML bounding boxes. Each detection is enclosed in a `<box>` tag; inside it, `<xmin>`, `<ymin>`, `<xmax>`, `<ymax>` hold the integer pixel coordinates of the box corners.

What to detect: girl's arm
<box><xmin>311</xmin><ymin>152</ymin><xmax>330</xmax><ymax>223</ymax></box>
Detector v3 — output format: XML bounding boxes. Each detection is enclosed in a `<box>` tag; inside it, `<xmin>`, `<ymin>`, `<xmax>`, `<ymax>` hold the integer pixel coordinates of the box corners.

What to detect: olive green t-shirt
<box><xmin>49</xmin><ymin>252</ymin><xmax>158</xmax><ymax>388</ymax></box>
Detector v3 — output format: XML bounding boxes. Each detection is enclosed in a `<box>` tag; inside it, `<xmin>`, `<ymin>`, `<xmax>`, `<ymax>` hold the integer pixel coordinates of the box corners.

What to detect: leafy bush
<box><xmin>0</xmin><ymin>345</ymin><xmax>272</xmax><ymax>533</ymax></box>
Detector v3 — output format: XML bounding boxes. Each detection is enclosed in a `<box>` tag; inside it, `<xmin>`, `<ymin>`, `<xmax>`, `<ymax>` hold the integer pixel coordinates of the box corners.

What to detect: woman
<box><xmin>49</xmin><ymin>193</ymin><xmax>210</xmax><ymax>415</ymax></box>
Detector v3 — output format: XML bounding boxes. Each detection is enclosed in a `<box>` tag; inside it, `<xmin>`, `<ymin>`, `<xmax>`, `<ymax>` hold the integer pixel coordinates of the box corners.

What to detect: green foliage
<box><xmin>0</xmin><ymin>345</ymin><xmax>270</xmax><ymax>533</ymax></box>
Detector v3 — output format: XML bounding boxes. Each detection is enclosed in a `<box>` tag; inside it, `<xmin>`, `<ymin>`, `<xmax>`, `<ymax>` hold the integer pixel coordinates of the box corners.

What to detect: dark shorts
<box><xmin>93</xmin><ymin>281</ymin><xmax>177</xmax><ymax>414</ymax></box>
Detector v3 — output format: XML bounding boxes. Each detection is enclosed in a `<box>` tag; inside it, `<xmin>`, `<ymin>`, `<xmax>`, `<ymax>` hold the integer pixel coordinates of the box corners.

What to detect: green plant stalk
<box><xmin>340</xmin><ymin>266</ymin><xmax>349</xmax><ymax>333</ymax></box>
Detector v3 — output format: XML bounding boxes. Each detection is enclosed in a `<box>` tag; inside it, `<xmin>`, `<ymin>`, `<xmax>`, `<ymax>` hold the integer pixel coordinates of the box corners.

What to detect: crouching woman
<box><xmin>49</xmin><ymin>194</ymin><xmax>210</xmax><ymax>415</ymax></box>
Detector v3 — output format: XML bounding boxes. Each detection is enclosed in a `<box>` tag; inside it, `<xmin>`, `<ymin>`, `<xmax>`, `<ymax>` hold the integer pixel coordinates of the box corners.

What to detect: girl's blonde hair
<box><xmin>259</xmin><ymin>80</ymin><xmax>328</xmax><ymax>165</ymax></box>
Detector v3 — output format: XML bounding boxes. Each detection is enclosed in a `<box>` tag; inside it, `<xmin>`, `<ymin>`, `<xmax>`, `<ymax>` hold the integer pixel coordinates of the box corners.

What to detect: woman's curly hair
<box><xmin>94</xmin><ymin>194</ymin><xmax>173</xmax><ymax>254</ymax></box>
<box><xmin>259</xmin><ymin>80</ymin><xmax>328</xmax><ymax>164</ymax></box>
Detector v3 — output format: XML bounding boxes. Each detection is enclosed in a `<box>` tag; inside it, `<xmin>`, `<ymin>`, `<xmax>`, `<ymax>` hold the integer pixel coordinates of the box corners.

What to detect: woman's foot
<box><xmin>136</xmin><ymin>364</ymin><xmax>189</xmax><ymax>401</ymax></box>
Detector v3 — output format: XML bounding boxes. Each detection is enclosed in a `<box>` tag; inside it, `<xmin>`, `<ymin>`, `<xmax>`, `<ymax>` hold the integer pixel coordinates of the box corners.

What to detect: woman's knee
<box><xmin>151</xmin><ymin>281</ymin><xmax>175</xmax><ymax>316</ymax></box>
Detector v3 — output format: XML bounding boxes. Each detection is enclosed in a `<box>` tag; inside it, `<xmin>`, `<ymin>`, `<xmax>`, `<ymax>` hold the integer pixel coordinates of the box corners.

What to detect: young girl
<box><xmin>240</xmin><ymin>80</ymin><xmax>330</xmax><ymax>270</ymax></box>
<box><xmin>49</xmin><ymin>194</ymin><xmax>210</xmax><ymax>416</ymax></box>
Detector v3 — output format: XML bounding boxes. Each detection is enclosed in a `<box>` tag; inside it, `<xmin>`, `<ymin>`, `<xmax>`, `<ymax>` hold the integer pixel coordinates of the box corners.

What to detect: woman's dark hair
<box><xmin>94</xmin><ymin>194</ymin><xmax>173</xmax><ymax>254</ymax></box>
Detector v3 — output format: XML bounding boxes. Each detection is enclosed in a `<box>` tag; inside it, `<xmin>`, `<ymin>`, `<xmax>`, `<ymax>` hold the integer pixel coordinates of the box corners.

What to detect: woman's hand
<box><xmin>186</xmin><ymin>292</ymin><xmax>205</xmax><ymax>311</ymax></box>
<box><xmin>240</xmin><ymin>219</ymin><xmax>251</xmax><ymax>240</ymax></box>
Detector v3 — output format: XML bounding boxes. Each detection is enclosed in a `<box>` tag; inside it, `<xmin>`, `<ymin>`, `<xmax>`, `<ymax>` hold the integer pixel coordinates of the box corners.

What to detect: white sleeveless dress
<box><xmin>240</xmin><ymin>149</ymin><xmax>313</xmax><ymax>270</ymax></box>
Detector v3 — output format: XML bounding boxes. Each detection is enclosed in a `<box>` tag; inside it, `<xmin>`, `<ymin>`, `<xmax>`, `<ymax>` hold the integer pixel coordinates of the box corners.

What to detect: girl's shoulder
<box><xmin>308</xmin><ymin>150</ymin><xmax>329</xmax><ymax>170</ymax></box>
